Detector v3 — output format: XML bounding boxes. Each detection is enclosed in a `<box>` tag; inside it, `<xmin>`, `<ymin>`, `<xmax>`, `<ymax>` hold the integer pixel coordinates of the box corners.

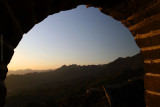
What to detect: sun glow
<box><xmin>8</xmin><ymin>5</ymin><xmax>139</xmax><ymax>71</ymax></box>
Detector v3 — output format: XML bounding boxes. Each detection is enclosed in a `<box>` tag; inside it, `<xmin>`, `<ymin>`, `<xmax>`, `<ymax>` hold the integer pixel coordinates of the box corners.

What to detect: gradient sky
<box><xmin>8</xmin><ymin>5</ymin><xmax>140</xmax><ymax>70</ymax></box>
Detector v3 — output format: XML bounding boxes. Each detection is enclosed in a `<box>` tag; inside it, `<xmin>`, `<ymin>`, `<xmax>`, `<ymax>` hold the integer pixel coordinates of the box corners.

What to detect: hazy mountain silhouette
<box><xmin>5</xmin><ymin>53</ymin><xmax>145</xmax><ymax>107</ymax></box>
<box><xmin>8</xmin><ymin>69</ymin><xmax>53</xmax><ymax>75</ymax></box>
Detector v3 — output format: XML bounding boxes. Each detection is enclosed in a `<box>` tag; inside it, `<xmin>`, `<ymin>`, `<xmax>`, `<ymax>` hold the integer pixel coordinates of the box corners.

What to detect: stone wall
<box><xmin>119</xmin><ymin>1</ymin><xmax>160</xmax><ymax>106</ymax></box>
<box><xmin>0</xmin><ymin>0</ymin><xmax>160</xmax><ymax>106</ymax></box>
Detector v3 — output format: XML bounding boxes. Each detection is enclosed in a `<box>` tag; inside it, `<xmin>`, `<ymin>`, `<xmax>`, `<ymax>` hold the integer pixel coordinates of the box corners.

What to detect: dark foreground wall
<box><xmin>0</xmin><ymin>0</ymin><xmax>160</xmax><ymax>106</ymax></box>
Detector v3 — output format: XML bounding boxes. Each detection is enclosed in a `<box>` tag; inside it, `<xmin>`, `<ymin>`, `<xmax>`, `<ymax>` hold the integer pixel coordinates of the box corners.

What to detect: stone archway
<box><xmin>0</xmin><ymin>0</ymin><xmax>160</xmax><ymax>106</ymax></box>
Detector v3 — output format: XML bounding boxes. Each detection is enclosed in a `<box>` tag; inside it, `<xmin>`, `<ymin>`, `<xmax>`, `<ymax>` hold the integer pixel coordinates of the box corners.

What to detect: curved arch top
<box><xmin>0</xmin><ymin>0</ymin><xmax>160</xmax><ymax>106</ymax></box>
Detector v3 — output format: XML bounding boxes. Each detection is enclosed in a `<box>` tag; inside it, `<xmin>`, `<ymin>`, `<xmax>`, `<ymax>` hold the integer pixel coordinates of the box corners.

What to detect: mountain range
<box><xmin>5</xmin><ymin>53</ymin><xmax>145</xmax><ymax>107</ymax></box>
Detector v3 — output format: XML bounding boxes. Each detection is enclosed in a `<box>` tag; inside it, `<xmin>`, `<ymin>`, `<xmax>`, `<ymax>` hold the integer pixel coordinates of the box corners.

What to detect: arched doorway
<box><xmin>0</xmin><ymin>0</ymin><xmax>160</xmax><ymax>106</ymax></box>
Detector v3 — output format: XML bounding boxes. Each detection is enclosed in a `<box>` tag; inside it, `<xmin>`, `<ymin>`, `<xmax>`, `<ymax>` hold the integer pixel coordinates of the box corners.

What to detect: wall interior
<box><xmin>0</xmin><ymin>0</ymin><xmax>160</xmax><ymax>106</ymax></box>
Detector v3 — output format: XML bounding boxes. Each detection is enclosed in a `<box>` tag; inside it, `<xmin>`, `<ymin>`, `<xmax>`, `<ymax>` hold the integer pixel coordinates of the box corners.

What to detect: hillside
<box><xmin>5</xmin><ymin>53</ymin><xmax>145</xmax><ymax>107</ymax></box>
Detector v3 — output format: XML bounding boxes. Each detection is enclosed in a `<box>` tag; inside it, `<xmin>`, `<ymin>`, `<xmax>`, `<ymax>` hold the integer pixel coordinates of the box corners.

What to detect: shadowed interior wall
<box><xmin>0</xmin><ymin>0</ymin><xmax>160</xmax><ymax>106</ymax></box>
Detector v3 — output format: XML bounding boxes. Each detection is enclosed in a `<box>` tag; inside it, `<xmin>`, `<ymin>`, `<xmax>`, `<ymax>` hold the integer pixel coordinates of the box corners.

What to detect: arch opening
<box><xmin>0</xmin><ymin>0</ymin><xmax>159</xmax><ymax>106</ymax></box>
<box><xmin>8</xmin><ymin>5</ymin><xmax>140</xmax><ymax>71</ymax></box>
<box><xmin>5</xmin><ymin>5</ymin><xmax>146</xmax><ymax>107</ymax></box>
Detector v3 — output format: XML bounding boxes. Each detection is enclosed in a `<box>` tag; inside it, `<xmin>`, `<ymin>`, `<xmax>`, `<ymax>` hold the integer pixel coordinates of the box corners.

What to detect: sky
<box><xmin>8</xmin><ymin>5</ymin><xmax>140</xmax><ymax>71</ymax></box>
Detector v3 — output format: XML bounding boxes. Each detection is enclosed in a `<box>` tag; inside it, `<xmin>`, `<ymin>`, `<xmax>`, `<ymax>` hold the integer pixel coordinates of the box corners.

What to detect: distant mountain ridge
<box><xmin>8</xmin><ymin>69</ymin><xmax>54</xmax><ymax>75</ymax></box>
<box><xmin>5</xmin><ymin>53</ymin><xmax>144</xmax><ymax>107</ymax></box>
<box><xmin>8</xmin><ymin>53</ymin><xmax>143</xmax><ymax>76</ymax></box>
